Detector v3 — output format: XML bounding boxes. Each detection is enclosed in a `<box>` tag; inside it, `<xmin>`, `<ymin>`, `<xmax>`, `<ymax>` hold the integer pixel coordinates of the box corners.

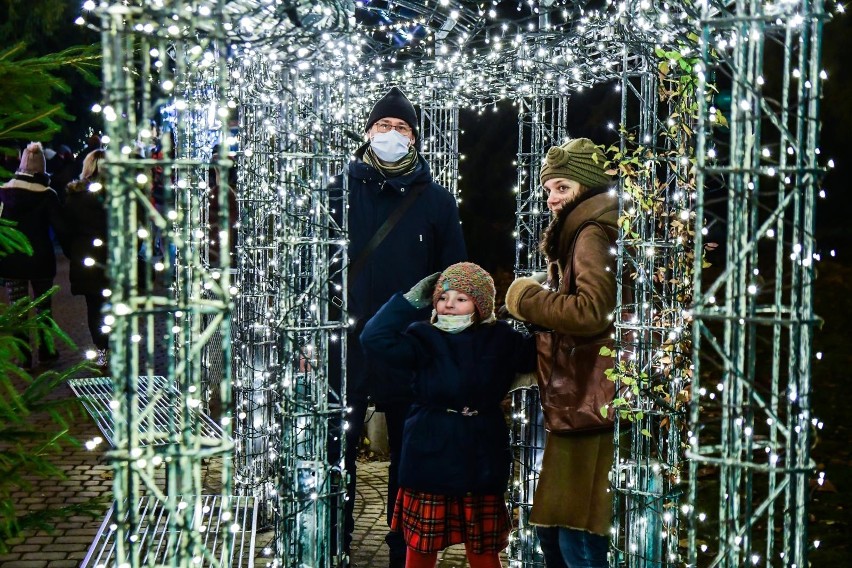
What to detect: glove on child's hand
<box><xmin>530</xmin><ymin>271</ymin><xmax>548</xmax><ymax>284</ymax></box>
<box><xmin>403</xmin><ymin>272</ymin><xmax>441</xmax><ymax>309</ymax></box>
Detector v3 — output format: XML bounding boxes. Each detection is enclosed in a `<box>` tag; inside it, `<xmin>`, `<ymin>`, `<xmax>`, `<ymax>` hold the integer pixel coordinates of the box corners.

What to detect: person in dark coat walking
<box><xmin>62</xmin><ymin>149</ymin><xmax>109</xmax><ymax>367</ymax></box>
<box><xmin>0</xmin><ymin>142</ymin><xmax>64</xmax><ymax>368</ymax></box>
<box><xmin>333</xmin><ymin>86</ymin><xmax>467</xmax><ymax>567</ymax></box>
<box><xmin>361</xmin><ymin>262</ymin><xmax>536</xmax><ymax>568</ymax></box>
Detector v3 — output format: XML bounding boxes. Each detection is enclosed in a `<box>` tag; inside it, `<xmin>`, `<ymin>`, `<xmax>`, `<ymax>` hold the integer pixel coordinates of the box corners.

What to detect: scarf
<box><xmin>361</xmin><ymin>143</ymin><xmax>419</xmax><ymax>179</ymax></box>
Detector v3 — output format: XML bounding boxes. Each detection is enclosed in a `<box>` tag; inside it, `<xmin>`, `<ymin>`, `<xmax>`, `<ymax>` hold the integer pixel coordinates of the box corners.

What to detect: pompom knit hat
<box><xmin>432</xmin><ymin>262</ymin><xmax>496</xmax><ymax>321</ymax></box>
<box><xmin>364</xmin><ymin>86</ymin><xmax>419</xmax><ymax>140</ymax></box>
<box><xmin>17</xmin><ymin>142</ymin><xmax>47</xmax><ymax>176</ymax></box>
<box><xmin>539</xmin><ymin>137</ymin><xmax>612</xmax><ymax>188</ymax></box>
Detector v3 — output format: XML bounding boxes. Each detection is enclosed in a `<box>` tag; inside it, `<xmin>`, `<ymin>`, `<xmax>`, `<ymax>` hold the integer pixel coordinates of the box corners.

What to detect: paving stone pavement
<box><xmin>0</xmin><ymin>255</ymin><xmax>476</xmax><ymax>568</ymax></box>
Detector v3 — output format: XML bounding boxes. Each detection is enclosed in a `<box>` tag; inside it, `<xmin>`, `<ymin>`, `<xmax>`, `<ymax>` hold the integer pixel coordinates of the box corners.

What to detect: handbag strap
<box><xmin>565</xmin><ymin>220</ymin><xmax>617</xmax><ymax>294</ymax></box>
<box><xmin>347</xmin><ymin>181</ymin><xmax>427</xmax><ymax>285</ymax></box>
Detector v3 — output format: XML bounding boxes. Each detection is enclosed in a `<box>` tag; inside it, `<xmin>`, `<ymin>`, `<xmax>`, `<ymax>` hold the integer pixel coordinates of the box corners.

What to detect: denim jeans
<box><xmin>537</xmin><ymin>526</ymin><xmax>609</xmax><ymax>568</ymax></box>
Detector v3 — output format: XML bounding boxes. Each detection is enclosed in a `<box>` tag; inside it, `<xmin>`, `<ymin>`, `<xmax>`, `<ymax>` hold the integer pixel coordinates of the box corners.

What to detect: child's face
<box><xmin>435</xmin><ymin>290</ymin><xmax>476</xmax><ymax>316</ymax></box>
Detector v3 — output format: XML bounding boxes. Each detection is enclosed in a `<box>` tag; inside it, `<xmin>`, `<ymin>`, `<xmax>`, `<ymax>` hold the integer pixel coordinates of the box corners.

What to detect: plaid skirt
<box><xmin>390</xmin><ymin>488</ymin><xmax>511</xmax><ymax>554</ymax></box>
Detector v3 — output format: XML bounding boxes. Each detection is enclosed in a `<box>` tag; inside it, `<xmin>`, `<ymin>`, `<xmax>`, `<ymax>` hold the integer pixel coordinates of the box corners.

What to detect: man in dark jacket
<box><xmin>333</xmin><ymin>87</ymin><xmax>466</xmax><ymax>567</ymax></box>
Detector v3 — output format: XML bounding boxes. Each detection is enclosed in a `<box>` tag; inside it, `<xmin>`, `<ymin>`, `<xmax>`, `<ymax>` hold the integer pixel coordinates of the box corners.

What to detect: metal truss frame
<box><xmin>688</xmin><ymin>1</ymin><xmax>827</xmax><ymax>566</ymax></box>
<box><xmin>98</xmin><ymin>1</ymin><xmax>235</xmax><ymax>566</ymax></box>
<box><xmin>87</xmin><ymin>1</ymin><xmax>827</xmax><ymax>566</ymax></box>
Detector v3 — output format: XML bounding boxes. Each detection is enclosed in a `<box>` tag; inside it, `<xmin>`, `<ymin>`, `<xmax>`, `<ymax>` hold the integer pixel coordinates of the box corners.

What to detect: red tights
<box><xmin>405</xmin><ymin>545</ymin><xmax>503</xmax><ymax>568</ymax></box>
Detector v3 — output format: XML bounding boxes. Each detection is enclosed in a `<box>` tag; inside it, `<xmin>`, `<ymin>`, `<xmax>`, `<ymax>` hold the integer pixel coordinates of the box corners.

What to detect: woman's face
<box><xmin>435</xmin><ymin>290</ymin><xmax>476</xmax><ymax>316</ymax></box>
<box><xmin>544</xmin><ymin>177</ymin><xmax>583</xmax><ymax>213</ymax></box>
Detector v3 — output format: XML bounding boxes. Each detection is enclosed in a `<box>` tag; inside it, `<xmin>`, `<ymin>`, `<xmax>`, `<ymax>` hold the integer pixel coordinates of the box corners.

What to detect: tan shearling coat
<box><xmin>505</xmin><ymin>190</ymin><xmax>619</xmax><ymax>536</ymax></box>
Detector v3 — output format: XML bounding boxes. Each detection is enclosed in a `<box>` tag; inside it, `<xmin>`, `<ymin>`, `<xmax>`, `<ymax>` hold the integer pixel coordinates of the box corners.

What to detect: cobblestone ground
<box><xmin>0</xmin><ymin>256</ymin><xmax>475</xmax><ymax>568</ymax></box>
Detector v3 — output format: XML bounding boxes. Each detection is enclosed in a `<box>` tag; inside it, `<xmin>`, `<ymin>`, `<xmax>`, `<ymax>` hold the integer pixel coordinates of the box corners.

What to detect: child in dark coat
<box><xmin>361</xmin><ymin>262</ymin><xmax>537</xmax><ymax>568</ymax></box>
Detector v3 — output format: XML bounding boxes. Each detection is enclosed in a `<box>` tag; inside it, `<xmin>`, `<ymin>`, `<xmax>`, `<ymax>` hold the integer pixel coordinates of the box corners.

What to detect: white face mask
<box><xmin>370</xmin><ymin>130</ymin><xmax>412</xmax><ymax>163</ymax></box>
<box><xmin>432</xmin><ymin>312</ymin><xmax>475</xmax><ymax>334</ymax></box>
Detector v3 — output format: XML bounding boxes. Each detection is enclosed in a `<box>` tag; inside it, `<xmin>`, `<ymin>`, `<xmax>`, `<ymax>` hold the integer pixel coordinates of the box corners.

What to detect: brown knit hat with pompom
<box><xmin>432</xmin><ymin>262</ymin><xmax>496</xmax><ymax>321</ymax></box>
<box><xmin>539</xmin><ymin>138</ymin><xmax>612</xmax><ymax>188</ymax></box>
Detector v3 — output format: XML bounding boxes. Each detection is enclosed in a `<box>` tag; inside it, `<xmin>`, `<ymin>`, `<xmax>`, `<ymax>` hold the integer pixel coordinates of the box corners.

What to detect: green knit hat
<box><xmin>539</xmin><ymin>138</ymin><xmax>612</xmax><ymax>188</ymax></box>
<box><xmin>432</xmin><ymin>262</ymin><xmax>496</xmax><ymax>321</ymax></box>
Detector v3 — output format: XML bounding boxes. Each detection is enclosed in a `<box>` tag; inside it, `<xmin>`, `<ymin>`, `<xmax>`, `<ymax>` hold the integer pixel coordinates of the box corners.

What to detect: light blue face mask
<box><xmin>432</xmin><ymin>312</ymin><xmax>475</xmax><ymax>334</ymax></box>
<box><xmin>370</xmin><ymin>130</ymin><xmax>411</xmax><ymax>162</ymax></box>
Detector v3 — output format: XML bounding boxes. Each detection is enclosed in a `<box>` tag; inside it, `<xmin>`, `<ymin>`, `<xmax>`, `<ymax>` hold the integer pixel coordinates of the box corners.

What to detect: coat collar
<box><xmin>553</xmin><ymin>190</ymin><xmax>619</xmax><ymax>259</ymax></box>
<box><xmin>2</xmin><ymin>176</ymin><xmax>51</xmax><ymax>192</ymax></box>
<box><xmin>562</xmin><ymin>190</ymin><xmax>619</xmax><ymax>242</ymax></box>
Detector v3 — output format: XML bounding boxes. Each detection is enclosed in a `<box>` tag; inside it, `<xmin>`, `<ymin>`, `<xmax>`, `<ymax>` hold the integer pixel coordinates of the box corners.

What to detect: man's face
<box><xmin>368</xmin><ymin>117</ymin><xmax>415</xmax><ymax>144</ymax></box>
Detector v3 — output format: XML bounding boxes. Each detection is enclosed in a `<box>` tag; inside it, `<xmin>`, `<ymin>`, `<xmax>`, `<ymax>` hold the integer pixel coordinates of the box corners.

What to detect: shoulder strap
<box><xmin>567</xmin><ymin>220</ymin><xmax>617</xmax><ymax>294</ymax></box>
<box><xmin>347</xmin><ymin>182</ymin><xmax>428</xmax><ymax>285</ymax></box>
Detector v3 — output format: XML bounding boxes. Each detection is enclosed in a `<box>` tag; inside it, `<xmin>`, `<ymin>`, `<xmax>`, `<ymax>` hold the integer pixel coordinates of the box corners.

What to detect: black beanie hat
<box><xmin>364</xmin><ymin>87</ymin><xmax>418</xmax><ymax>139</ymax></box>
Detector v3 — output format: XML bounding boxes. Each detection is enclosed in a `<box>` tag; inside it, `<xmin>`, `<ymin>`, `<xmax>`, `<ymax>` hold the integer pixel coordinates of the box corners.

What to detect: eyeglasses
<box><xmin>374</xmin><ymin>121</ymin><xmax>413</xmax><ymax>136</ymax></box>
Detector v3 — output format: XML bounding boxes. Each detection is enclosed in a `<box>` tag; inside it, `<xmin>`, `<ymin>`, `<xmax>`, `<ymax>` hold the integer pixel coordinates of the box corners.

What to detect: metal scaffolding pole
<box><xmin>232</xmin><ymin>54</ymin><xmax>286</xmax><ymax>529</ymax></box>
<box><xmin>508</xmin><ymin>93</ymin><xmax>569</xmax><ymax>568</ymax></box>
<box><xmin>688</xmin><ymin>0</ymin><xmax>826</xmax><ymax>566</ymax></box>
<box><xmin>610</xmin><ymin>11</ymin><xmax>694</xmax><ymax>563</ymax></box>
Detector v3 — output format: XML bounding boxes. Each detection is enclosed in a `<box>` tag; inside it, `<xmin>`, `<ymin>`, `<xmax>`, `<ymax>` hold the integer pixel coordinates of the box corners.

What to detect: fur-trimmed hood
<box><xmin>66</xmin><ymin>179</ymin><xmax>90</xmax><ymax>194</ymax></box>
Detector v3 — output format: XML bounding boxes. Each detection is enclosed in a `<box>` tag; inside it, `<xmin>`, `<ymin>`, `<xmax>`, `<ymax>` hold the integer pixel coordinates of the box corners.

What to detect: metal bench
<box><xmin>81</xmin><ymin>495</ymin><xmax>258</xmax><ymax>567</ymax></box>
<box><xmin>68</xmin><ymin>375</ymin><xmax>227</xmax><ymax>448</ymax></box>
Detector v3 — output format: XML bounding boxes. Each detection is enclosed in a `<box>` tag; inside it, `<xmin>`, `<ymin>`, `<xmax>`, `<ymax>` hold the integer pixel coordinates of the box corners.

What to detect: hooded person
<box><xmin>62</xmin><ymin>149</ymin><xmax>110</xmax><ymax>367</ymax></box>
<box><xmin>360</xmin><ymin>262</ymin><xmax>536</xmax><ymax>568</ymax></box>
<box><xmin>0</xmin><ymin>142</ymin><xmax>66</xmax><ymax>367</ymax></box>
<box><xmin>329</xmin><ymin>86</ymin><xmax>467</xmax><ymax>567</ymax></box>
<box><xmin>504</xmin><ymin>137</ymin><xmax>619</xmax><ymax>568</ymax></box>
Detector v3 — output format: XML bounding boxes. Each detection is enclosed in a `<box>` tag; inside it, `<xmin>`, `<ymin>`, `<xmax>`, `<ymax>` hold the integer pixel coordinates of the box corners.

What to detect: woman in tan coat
<box><xmin>504</xmin><ymin>138</ymin><xmax>618</xmax><ymax>568</ymax></box>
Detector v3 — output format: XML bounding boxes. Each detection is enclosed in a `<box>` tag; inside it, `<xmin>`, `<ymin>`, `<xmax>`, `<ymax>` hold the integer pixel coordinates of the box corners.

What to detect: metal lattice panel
<box><xmin>80</xmin><ymin>495</ymin><xmax>257</xmax><ymax>568</ymax></box>
<box><xmin>68</xmin><ymin>376</ymin><xmax>226</xmax><ymax>447</ymax></box>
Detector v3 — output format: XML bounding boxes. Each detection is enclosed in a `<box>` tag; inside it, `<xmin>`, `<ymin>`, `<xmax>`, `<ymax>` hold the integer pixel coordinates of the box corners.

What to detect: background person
<box><xmin>0</xmin><ymin>142</ymin><xmax>65</xmax><ymax>368</ymax></box>
<box><xmin>62</xmin><ymin>149</ymin><xmax>109</xmax><ymax>367</ymax></box>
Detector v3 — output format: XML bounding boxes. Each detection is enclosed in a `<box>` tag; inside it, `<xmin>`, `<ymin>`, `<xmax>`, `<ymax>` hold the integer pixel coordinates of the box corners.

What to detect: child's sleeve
<box><xmin>508</xmin><ymin>328</ymin><xmax>539</xmax><ymax>391</ymax></box>
<box><xmin>515</xmin><ymin>329</ymin><xmax>538</xmax><ymax>373</ymax></box>
<box><xmin>360</xmin><ymin>292</ymin><xmax>427</xmax><ymax>369</ymax></box>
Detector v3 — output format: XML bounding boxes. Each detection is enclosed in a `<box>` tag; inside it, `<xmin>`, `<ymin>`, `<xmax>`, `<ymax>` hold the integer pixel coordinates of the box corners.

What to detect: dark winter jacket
<box><xmin>335</xmin><ymin>148</ymin><xmax>466</xmax><ymax>405</ymax></box>
<box><xmin>0</xmin><ymin>176</ymin><xmax>64</xmax><ymax>281</ymax></box>
<box><xmin>360</xmin><ymin>293</ymin><xmax>536</xmax><ymax>496</ymax></box>
<box><xmin>62</xmin><ymin>178</ymin><xmax>108</xmax><ymax>296</ymax></box>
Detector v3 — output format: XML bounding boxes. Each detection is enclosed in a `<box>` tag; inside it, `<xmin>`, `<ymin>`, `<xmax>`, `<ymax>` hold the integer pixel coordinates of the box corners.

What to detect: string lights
<box><xmin>73</xmin><ymin>0</ymin><xmax>838</xmax><ymax>566</ymax></box>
